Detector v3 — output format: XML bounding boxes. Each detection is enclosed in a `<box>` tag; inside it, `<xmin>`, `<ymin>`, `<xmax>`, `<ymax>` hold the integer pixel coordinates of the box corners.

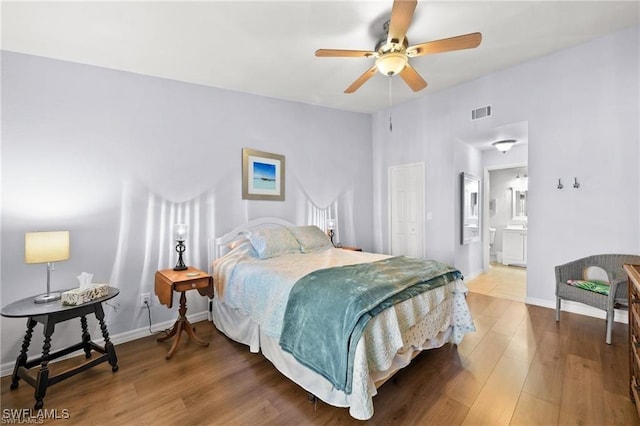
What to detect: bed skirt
<box><xmin>210</xmin><ymin>279</ymin><xmax>472</xmax><ymax>420</ymax></box>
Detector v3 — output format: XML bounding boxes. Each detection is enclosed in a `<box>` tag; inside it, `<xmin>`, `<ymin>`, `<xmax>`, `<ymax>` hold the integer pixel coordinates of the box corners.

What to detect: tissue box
<box><xmin>61</xmin><ymin>284</ymin><xmax>109</xmax><ymax>306</ymax></box>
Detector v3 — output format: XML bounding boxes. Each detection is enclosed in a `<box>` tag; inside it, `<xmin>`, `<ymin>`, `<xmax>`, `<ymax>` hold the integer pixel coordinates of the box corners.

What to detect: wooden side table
<box><xmin>1</xmin><ymin>288</ymin><xmax>119</xmax><ymax>409</ymax></box>
<box><xmin>154</xmin><ymin>267</ymin><xmax>213</xmax><ymax>359</ymax></box>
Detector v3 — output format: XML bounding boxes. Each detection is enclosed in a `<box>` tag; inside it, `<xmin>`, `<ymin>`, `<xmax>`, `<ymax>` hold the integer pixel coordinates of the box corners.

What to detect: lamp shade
<box><xmin>376</xmin><ymin>53</ymin><xmax>408</xmax><ymax>76</ymax></box>
<box><xmin>25</xmin><ymin>231</ymin><xmax>70</xmax><ymax>264</ymax></box>
<box><xmin>327</xmin><ymin>219</ymin><xmax>336</xmax><ymax>231</ymax></box>
<box><xmin>174</xmin><ymin>223</ymin><xmax>189</xmax><ymax>242</ymax></box>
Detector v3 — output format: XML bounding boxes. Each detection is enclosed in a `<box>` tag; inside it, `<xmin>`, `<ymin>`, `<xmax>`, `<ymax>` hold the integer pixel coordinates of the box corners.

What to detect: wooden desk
<box><xmin>1</xmin><ymin>288</ymin><xmax>119</xmax><ymax>409</ymax></box>
<box><xmin>154</xmin><ymin>267</ymin><xmax>213</xmax><ymax>359</ymax></box>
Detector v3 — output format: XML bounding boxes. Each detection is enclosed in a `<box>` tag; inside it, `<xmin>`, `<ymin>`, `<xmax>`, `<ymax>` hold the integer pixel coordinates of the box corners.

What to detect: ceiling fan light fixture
<box><xmin>492</xmin><ymin>139</ymin><xmax>517</xmax><ymax>153</ymax></box>
<box><xmin>376</xmin><ymin>52</ymin><xmax>408</xmax><ymax>76</ymax></box>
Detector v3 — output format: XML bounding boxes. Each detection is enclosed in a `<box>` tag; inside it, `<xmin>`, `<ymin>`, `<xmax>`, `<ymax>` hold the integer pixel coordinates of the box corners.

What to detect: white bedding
<box><xmin>215</xmin><ymin>246</ymin><xmax>389</xmax><ymax>336</ymax></box>
<box><xmin>211</xmin><ymin>242</ymin><xmax>475</xmax><ymax>419</ymax></box>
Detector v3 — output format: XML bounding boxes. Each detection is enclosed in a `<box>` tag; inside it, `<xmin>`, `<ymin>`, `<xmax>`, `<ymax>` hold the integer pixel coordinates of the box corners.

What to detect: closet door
<box><xmin>389</xmin><ymin>162</ymin><xmax>424</xmax><ymax>258</ymax></box>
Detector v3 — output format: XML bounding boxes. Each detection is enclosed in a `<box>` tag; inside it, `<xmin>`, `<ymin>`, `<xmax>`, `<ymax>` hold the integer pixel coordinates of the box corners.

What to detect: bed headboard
<box><xmin>207</xmin><ymin>217</ymin><xmax>297</xmax><ymax>273</ymax></box>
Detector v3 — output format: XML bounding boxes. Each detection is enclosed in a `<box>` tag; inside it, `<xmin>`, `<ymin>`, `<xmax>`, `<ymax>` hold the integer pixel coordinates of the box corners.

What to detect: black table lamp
<box><xmin>174</xmin><ymin>224</ymin><xmax>188</xmax><ymax>271</ymax></box>
<box><xmin>327</xmin><ymin>219</ymin><xmax>336</xmax><ymax>247</ymax></box>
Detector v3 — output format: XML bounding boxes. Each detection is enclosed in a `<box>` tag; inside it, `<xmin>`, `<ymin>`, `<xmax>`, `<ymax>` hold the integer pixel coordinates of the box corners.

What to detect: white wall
<box><xmin>0</xmin><ymin>51</ymin><xmax>373</xmax><ymax>367</ymax></box>
<box><xmin>453</xmin><ymin>141</ymin><xmax>484</xmax><ymax>279</ymax></box>
<box><xmin>372</xmin><ymin>25</ymin><xmax>640</xmax><ymax>306</ymax></box>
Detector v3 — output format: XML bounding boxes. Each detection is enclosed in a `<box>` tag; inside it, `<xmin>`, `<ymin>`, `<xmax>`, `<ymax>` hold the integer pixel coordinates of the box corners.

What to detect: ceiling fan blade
<box><xmin>315</xmin><ymin>49</ymin><xmax>376</xmax><ymax>58</ymax></box>
<box><xmin>344</xmin><ymin>65</ymin><xmax>378</xmax><ymax>93</ymax></box>
<box><xmin>399</xmin><ymin>64</ymin><xmax>428</xmax><ymax>92</ymax></box>
<box><xmin>387</xmin><ymin>0</ymin><xmax>417</xmax><ymax>45</ymax></box>
<box><xmin>408</xmin><ymin>32</ymin><xmax>482</xmax><ymax>57</ymax></box>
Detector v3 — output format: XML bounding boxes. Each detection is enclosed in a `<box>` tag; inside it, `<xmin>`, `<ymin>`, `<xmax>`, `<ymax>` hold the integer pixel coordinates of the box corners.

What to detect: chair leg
<box><xmin>605</xmin><ymin>309</ymin><xmax>613</xmax><ymax>345</ymax></box>
<box><xmin>556</xmin><ymin>297</ymin><xmax>561</xmax><ymax>322</ymax></box>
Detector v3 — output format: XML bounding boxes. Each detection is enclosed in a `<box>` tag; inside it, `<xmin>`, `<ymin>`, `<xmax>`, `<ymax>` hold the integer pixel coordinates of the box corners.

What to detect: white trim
<box><xmin>464</xmin><ymin>270</ymin><xmax>483</xmax><ymax>282</ymax></box>
<box><xmin>525</xmin><ymin>297</ymin><xmax>628</xmax><ymax>324</ymax></box>
<box><xmin>0</xmin><ymin>310</ymin><xmax>209</xmax><ymax>377</ymax></box>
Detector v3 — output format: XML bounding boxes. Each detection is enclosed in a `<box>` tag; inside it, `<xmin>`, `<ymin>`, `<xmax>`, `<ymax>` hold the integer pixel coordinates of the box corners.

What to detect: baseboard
<box><xmin>0</xmin><ymin>310</ymin><xmax>209</xmax><ymax>377</ymax></box>
<box><xmin>464</xmin><ymin>270</ymin><xmax>482</xmax><ymax>281</ymax></box>
<box><xmin>525</xmin><ymin>297</ymin><xmax>628</xmax><ymax>324</ymax></box>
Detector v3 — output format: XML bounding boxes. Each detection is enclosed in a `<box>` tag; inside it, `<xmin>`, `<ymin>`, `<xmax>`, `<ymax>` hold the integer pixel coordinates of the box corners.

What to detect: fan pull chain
<box><xmin>388</xmin><ymin>78</ymin><xmax>393</xmax><ymax>132</ymax></box>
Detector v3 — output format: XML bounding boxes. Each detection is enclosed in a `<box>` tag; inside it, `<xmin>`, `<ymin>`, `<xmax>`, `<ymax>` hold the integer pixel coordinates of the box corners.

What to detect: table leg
<box><xmin>183</xmin><ymin>315</ymin><xmax>209</xmax><ymax>347</ymax></box>
<box><xmin>95</xmin><ymin>303</ymin><xmax>118</xmax><ymax>372</ymax></box>
<box><xmin>34</xmin><ymin>318</ymin><xmax>55</xmax><ymax>409</ymax></box>
<box><xmin>157</xmin><ymin>291</ymin><xmax>208</xmax><ymax>360</ymax></box>
<box><xmin>10</xmin><ymin>318</ymin><xmax>36</xmax><ymax>390</ymax></box>
<box><xmin>80</xmin><ymin>315</ymin><xmax>92</xmax><ymax>359</ymax></box>
<box><xmin>157</xmin><ymin>292</ymin><xmax>187</xmax><ymax>359</ymax></box>
<box><xmin>176</xmin><ymin>292</ymin><xmax>208</xmax><ymax>347</ymax></box>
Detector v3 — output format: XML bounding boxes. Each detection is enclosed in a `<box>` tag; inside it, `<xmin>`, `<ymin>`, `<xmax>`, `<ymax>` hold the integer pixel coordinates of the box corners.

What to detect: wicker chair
<box><xmin>555</xmin><ymin>254</ymin><xmax>640</xmax><ymax>344</ymax></box>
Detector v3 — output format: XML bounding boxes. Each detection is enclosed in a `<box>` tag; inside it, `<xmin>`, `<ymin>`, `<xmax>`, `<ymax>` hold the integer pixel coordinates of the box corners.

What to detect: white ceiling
<box><xmin>2</xmin><ymin>1</ymin><xmax>639</xmax><ymax>115</ymax></box>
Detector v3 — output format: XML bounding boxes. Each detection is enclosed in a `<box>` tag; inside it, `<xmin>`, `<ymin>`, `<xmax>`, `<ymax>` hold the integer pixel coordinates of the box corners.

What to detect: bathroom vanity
<box><xmin>501</xmin><ymin>182</ymin><xmax>528</xmax><ymax>267</ymax></box>
<box><xmin>502</xmin><ymin>225</ymin><xmax>527</xmax><ymax>266</ymax></box>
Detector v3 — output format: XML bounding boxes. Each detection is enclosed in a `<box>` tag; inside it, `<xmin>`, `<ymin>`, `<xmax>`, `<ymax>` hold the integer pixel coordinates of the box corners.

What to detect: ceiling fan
<box><xmin>315</xmin><ymin>0</ymin><xmax>482</xmax><ymax>93</ymax></box>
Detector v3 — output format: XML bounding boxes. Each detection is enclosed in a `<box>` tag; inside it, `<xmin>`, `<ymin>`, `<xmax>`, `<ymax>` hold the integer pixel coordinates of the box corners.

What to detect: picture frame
<box><xmin>242</xmin><ymin>148</ymin><xmax>285</xmax><ymax>201</ymax></box>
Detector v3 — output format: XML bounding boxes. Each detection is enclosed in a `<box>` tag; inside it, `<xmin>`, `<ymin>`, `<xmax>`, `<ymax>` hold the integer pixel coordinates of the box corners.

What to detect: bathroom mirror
<box><xmin>461</xmin><ymin>172</ymin><xmax>481</xmax><ymax>244</ymax></box>
<box><xmin>511</xmin><ymin>188</ymin><xmax>528</xmax><ymax>221</ymax></box>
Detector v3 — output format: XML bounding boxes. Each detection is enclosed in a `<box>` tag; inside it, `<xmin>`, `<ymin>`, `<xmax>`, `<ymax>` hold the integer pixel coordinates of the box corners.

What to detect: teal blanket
<box><xmin>278</xmin><ymin>256</ymin><xmax>462</xmax><ymax>394</ymax></box>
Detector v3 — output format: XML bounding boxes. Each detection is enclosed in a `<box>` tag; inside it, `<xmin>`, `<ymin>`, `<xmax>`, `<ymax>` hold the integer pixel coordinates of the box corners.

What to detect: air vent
<box><xmin>471</xmin><ymin>105</ymin><xmax>491</xmax><ymax>120</ymax></box>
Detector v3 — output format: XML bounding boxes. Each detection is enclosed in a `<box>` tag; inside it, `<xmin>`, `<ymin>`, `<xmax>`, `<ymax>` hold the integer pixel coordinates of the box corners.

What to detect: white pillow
<box><xmin>288</xmin><ymin>225</ymin><xmax>333</xmax><ymax>253</ymax></box>
<box><xmin>246</xmin><ymin>227</ymin><xmax>300</xmax><ymax>259</ymax></box>
<box><xmin>227</xmin><ymin>236</ymin><xmax>249</xmax><ymax>250</ymax></box>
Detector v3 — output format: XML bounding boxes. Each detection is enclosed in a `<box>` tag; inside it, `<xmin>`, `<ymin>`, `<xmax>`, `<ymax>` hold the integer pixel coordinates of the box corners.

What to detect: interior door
<box><xmin>389</xmin><ymin>162</ymin><xmax>424</xmax><ymax>258</ymax></box>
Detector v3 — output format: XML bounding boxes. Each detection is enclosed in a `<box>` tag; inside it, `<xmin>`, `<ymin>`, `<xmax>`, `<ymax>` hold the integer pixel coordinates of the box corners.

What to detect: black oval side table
<box><xmin>1</xmin><ymin>287</ymin><xmax>120</xmax><ymax>409</ymax></box>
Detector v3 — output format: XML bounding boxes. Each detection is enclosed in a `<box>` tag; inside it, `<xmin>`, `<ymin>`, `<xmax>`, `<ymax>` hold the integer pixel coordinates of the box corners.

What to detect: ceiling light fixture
<box><xmin>376</xmin><ymin>52</ymin><xmax>408</xmax><ymax>76</ymax></box>
<box><xmin>492</xmin><ymin>139</ymin><xmax>517</xmax><ymax>153</ymax></box>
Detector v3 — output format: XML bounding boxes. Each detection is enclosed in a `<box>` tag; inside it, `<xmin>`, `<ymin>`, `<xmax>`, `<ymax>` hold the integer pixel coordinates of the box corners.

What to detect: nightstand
<box><xmin>154</xmin><ymin>267</ymin><xmax>213</xmax><ymax>359</ymax></box>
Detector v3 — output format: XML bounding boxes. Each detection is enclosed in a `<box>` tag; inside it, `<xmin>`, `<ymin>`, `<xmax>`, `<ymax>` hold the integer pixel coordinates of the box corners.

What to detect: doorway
<box><xmin>481</xmin><ymin>164</ymin><xmax>528</xmax><ymax>301</ymax></box>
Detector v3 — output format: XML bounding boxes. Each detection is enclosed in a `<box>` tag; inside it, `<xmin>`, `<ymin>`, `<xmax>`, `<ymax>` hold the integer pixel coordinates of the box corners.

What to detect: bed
<box><xmin>207</xmin><ymin>217</ymin><xmax>475</xmax><ymax>420</ymax></box>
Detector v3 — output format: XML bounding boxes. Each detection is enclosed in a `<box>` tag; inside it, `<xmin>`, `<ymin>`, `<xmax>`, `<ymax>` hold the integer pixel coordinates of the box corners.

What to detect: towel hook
<box><xmin>557</xmin><ymin>178</ymin><xmax>564</xmax><ymax>189</ymax></box>
<box><xmin>573</xmin><ymin>177</ymin><xmax>580</xmax><ymax>189</ymax></box>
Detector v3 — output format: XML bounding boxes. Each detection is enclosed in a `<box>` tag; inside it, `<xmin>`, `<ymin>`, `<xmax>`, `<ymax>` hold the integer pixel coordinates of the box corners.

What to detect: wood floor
<box><xmin>2</xmin><ymin>292</ymin><xmax>638</xmax><ymax>425</ymax></box>
<box><xmin>466</xmin><ymin>263</ymin><xmax>526</xmax><ymax>302</ymax></box>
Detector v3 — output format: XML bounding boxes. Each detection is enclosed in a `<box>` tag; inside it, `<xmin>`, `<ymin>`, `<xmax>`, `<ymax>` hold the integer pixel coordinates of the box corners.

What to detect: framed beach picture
<box><xmin>242</xmin><ymin>148</ymin><xmax>285</xmax><ymax>201</ymax></box>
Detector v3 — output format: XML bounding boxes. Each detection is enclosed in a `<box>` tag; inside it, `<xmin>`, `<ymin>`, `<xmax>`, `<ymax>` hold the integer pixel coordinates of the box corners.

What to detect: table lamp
<box><xmin>25</xmin><ymin>231</ymin><xmax>70</xmax><ymax>303</ymax></box>
<box><xmin>327</xmin><ymin>219</ymin><xmax>336</xmax><ymax>247</ymax></box>
<box><xmin>174</xmin><ymin>223</ymin><xmax>188</xmax><ymax>271</ymax></box>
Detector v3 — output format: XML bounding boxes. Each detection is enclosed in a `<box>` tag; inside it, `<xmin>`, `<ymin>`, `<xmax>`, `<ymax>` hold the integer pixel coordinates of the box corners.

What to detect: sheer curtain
<box><xmin>303</xmin><ymin>185</ymin><xmax>356</xmax><ymax>247</ymax></box>
<box><xmin>107</xmin><ymin>180</ymin><xmax>214</xmax><ymax>329</ymax></box>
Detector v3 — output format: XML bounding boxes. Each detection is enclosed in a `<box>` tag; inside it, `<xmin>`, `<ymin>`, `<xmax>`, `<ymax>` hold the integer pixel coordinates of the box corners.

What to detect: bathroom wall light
<box><xmin>492</xmin><ymin>139</ymin><xmax>517</xmax><ymax>153</ymax></box>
